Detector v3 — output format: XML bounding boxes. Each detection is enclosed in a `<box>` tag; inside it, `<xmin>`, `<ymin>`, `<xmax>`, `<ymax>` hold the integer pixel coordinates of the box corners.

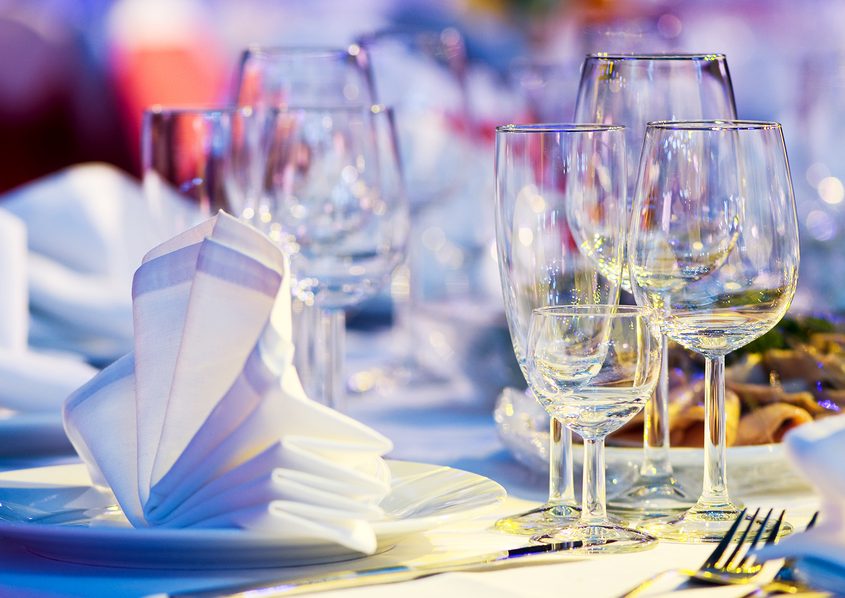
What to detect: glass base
<box><xmin>531</xmin><ymin>523</ymin><xmax>657</xmax><ymax>554</ymax></box>
<box><xmin>609</xmin><ymin>474</ymin><xmax>697</xmax><ymax>516</ymax></box>
<box><xmin>494</xmin><ymin>503</ymin><xmax>580</xmax><ymax>535</ymax></box>
<box><xmin>642</xmin><ymin>502</ymin><xmax>793</xmax><ymax>543</ymax></box>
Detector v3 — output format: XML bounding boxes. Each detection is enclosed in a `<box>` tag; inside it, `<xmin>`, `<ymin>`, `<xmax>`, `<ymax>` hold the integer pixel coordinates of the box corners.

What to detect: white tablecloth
<box><xmin>0</xmin><ymin>330</ymin><xmax>822</xmax><ymax>597</ymax></box>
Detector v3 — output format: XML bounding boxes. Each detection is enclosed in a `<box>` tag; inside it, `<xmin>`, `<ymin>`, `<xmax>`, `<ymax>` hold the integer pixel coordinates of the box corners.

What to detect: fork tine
<box><xmin>734</xmin><ymin>508</ymin><xmax>773</xmax><ymax>570</ymax></box>
<box><xmin>807</xmin><ymin>510</ymin><xmax>819</xmax><ymax>530</ymax></box>
<box><xmin>763</xmin><ymin>509</ymin><xmax>785</xmax><ymax>546</ymax></box>
<box><xmin>702</xmin><ymin>507</ymin><xmax>748</xmax><ymax>568</ymax></box>
<box><xmin>724</xmin><ymin>508</ymin><xmax>762</xmax><ymax>570</ymax></box>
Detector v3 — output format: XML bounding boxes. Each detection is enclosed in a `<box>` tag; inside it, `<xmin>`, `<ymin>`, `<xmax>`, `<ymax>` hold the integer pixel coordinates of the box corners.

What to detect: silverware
<box><xmin>740</xmin><ymin>511</ymin><xmax>823</xmax><ymax>597</ymax></box>
<box><xmin>621</xmin><ymin>508</ymin><xmax>785</xmax><ymax>597</ymax></box>
<box><xmin>165</xmin><ymin>540</ymin><xmax>588</xmax><ymax>597</ymax></box>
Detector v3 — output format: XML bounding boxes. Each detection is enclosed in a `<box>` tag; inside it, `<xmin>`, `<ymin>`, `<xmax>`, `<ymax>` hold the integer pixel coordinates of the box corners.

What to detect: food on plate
<box><xmin>612</xmin><ymin>316</ymin><xmax>844</xmax><ymax>447</ymax></box>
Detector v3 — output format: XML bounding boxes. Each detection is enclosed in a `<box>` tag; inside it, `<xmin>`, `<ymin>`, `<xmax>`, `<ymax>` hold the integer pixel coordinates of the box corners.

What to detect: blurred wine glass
<box><xmin>260</xmin><ymin>105</ymin><xmax>409</xmax><ymax>410</ymax></box>
<box><xmin>494</xmin><ymin>123</ymin><xmax>627</xmax><ymax>535</ymax></box>
<box><xmin>573</xmin><ymin>53</ymin><xmax>736</xmax><ymax>513</ymax></box>
<box><xmin>629</xmin><ymin>120</ymin><xmax>799</xmax><ymax>542</ymax></box>
<box><xmin>232</xmin><ymin>45</ymin><xmax>376</xmax><ymax>404</ymax></box>
<box><xmin>355</xmin><ymin>27</ymin><xmax>472</xmax><ymax>388</ymax></box>
<box><xmin>235</xmin><ymin>46</ymin><xmax>371</xmax><ymax>109</ymax></box>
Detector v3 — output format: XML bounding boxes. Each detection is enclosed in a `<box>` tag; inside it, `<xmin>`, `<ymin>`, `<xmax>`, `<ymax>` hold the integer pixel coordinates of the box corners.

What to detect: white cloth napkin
<box><xmin>1</xmin><ymin>162</ymin><xmax>181</xmax><ymax>363</ymax></box>
<box><xmin>755</xmin><ymin>414</ymin><xmax>845</xmax><ymax>592</ymax></box>
<box><xmin>63</xmin><ymin>212</ymin><xmax>393</xmax><ymax>554</ymax></box>
<box><xmin>0</xmin><ymin>208</ymin><xmax>98</xmax><ymax>414</ymax></box>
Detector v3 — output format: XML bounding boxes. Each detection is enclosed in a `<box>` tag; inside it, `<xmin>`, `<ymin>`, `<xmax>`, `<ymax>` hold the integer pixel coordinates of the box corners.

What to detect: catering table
<box><xmin>0</xmin><ymin>330</ymin><xmax>820</xmax><ymax>598</ymax></box>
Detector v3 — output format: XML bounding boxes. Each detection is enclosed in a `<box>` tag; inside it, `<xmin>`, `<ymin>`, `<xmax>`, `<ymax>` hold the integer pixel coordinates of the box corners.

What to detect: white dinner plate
<box><xmin>0</xmin><ymin>412</ymin><xmax>73</xmax><ymax>457</ymax></box>
<box><xmin>494</xmin><ymin>387</ymin><xmax>808</xmax><ymax>495</ymax></box>
<box><xmin>0</xmin><ymin>461</ymin><xmax>505</xmax><ymax>569</ymax></box>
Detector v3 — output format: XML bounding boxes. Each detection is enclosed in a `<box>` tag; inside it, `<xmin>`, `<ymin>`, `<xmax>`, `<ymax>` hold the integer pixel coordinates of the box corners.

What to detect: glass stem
<box><xmin>548</xmin><ymin>418</ymin><xmax>576</xmax><ymax>507</ymax></box>
<box><xmin>316</xmin><ymin>308</ymin><xmax>346</xmax><ymax>412</ymax></box>
<box><xmin>581</xmin><ymin>436</ymin><xmax>608</xmax><ymax>526</ymax></box>
<box><xmin>640</xmin><ymin>334</ymin><xmax>673</xmax><ymax>478</ymax></box>
<box><xmin>697</xmin><ymin>354</ymin><xmax>732</xmax><ymax>511</ymax></box>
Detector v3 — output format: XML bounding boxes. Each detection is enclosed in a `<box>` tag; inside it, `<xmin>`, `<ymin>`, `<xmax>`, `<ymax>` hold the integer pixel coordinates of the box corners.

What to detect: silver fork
<box><xmin>621</xmin><ymin>508</ymin><xmax>786</xmax><ymax>597</ymax></box>
<box><xmin>738</xmin><ymin>510</ymin><xmax>820</xmax><ymax>598</ymax></box>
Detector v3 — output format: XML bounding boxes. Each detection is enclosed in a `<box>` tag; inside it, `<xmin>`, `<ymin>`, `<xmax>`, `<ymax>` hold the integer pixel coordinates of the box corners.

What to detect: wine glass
<box><xmin>142</xmin><ymin>106</ymin><xmax>237</xmax><ymax>239</ymax></box>
<box><xmin>355</xmin><ymin>28</ymin><xmax>470</xmax><ymax>387</ymax></box>
<box><xmin>232</xmin><ymin>45</ymin><xmax>376</xmax><ymax>404</ymax></box>
<box><xmin>494</xmin><ymin>124</ymin><xmax>627</xmax><ymax>534</ymax></box>
<box><xmin>526</xmin><ymin>305</ymin><xmax>661</xmax><ymax>552</ymax></box>
<box><xmin>574</xmin><ymin>53</ymin><xmax>737</xmax><ymax>512</ymax></box>
<box><xmin>259</xmin><ymin>104</ymin><xmax>408</xmax><ymax>411</ymax></box>
<box><xmin>628</xmin><ymin>120</ymin><xmax>800</xmax><ymax>542</ymax></box>
<box><xmin>235</xmin><ymin>45</ymin><xmax>371</xmax><ymax>110</ymax></box>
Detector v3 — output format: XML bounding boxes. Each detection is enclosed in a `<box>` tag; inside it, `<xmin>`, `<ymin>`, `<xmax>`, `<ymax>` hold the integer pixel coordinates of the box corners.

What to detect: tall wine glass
<box><xmin>574</xmin><ymin>53</ymin><xmax>736</xmax><ymax>512</ymax></box>
<box><xmin>629</xmin><ymin>120</ymin><xmax>800</xmax><ymax>542</ymax></box>
<box><xmin>526</xmin><ymin>305</ymin><xmax>661</xmax><ymax>552</ymax></box>
<box><xmin>494</xmin><ymin>124</ymin><xmax>627</xmax><ymax>534</ymax></box>
<box><xmin>355</xmin><ymin>28</ymin><xmax>470</xmax><ymax>386</ymax></box>
<box><xmin>260</xmin><ymin>104</ymin><xmax>408</xmax><ymax>411</ymax></box>
<box><xmin>232</xmin><ymin>46</ymin><xmax>376</xmax><ymax>406</ymax></box>
<box><xmin>235</xmin><ymin>46</ymin><xmax>371</xmax><ymax>109</ymax></box>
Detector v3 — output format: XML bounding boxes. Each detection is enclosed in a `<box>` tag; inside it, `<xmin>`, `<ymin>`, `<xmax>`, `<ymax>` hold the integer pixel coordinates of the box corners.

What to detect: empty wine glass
<box><xmin>526</xmin><ymin>305</ymin><xmax>661</xmax><ymax>552</ymax></box>
<box><xmin>259</xmin><ymin>104</ymin><xmax>408</xmax><ymax>411</ymax></box>
<box><xmin>235</xmin><ymin>45</ymin><xmax>372</xmax><ymax>110</ymax></box>
<box><xmin>574</xmin><ymin>53</ymin><xmax>737</xmax><ymax>512</ymax></box>
<box><xmin>232</xmin><ymin>45</ymin><xmax>376</xmax><ymax>404</ymax></box>
<box><xmin>494</xmin><ymin>124</ymin><xmax>627</xmax><ymax>534</ymax></box>
<box><xmin>628</xmin><ymin>120</ymin><xmax>800</xmax><ymax>542</ymax></box>
<box><xmin>355</xmin><ymin>28</ymin><xmax>470</xmax><ymax>387</ymax></box>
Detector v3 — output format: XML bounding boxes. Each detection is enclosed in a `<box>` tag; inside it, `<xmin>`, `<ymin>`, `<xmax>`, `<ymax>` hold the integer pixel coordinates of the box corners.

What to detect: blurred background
<box><xmin>2</xmin><ymin>0</ymin><xmax>844</xmax><ymax>315</ymax></box>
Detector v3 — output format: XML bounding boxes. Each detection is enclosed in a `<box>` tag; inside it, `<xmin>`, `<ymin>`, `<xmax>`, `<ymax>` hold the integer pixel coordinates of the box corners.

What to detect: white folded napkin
<box><xmin>755</xmin><ymin>414</ymin><xmax>845</xmax><ymax>592</ymax></box>
<box><xmin>2</xmin><ymin>162</ymin><xmax>185</xmax><ymax>363</ymax></box>
<box><xmin>63</xmin><ymin>212</ymin><xmax>393</xmax><ymax>554</ymax></box>
<box><xmin>0</xmin><ymin>208</ymin><xmax>98</xmax><ymax>414</ymax></box>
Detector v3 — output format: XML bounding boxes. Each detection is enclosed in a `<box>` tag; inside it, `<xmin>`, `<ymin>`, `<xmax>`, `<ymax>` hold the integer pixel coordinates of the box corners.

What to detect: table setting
<box><xmin>0</xmin><ymin>13</ymin><xmax>842</xmax><ymax>598</ymax></box>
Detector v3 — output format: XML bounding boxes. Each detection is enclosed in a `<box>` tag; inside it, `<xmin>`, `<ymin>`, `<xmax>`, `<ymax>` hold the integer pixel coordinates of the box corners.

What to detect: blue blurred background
<box><xmin>1</xmin><ymin>0</ymin><xmax>844</xmax><ymax>312</ymax></box>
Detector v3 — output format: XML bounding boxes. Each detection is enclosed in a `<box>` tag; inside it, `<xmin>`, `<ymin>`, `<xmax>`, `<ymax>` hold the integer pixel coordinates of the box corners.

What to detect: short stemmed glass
<box><xmin>628</xmin><ymin>120</ymin><xmax>800</xmax><ymax>542</ymax></box>
<box><xmin>260</xmin><ymin>105</ymin><xmax>409</xmax><ymax>411</ymax></box>
<box><xmin>526</xmin><ymin>305</ymin><xmax>661</xmax><ymax>552</ymax></box>
<box><xmin>574</xmin><ymin>53</ymin><xmax>737</xmax><ymax>512</ymax></box>
<box><xmin>494</xmin><ymin>124</ymin><xmax>627</xmax><ymax>534</ymax></box>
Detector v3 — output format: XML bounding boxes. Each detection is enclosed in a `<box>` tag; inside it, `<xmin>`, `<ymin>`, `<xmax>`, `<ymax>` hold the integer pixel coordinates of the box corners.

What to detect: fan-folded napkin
<box><xmin>63</xmin><ymin>212</ymin><xmax>393</xmax><ymax>554</ymax></box>
<box><xmin>755</xmin><ymin>414</ymin><xmax>845</xmax><ymax>592</ymax></box>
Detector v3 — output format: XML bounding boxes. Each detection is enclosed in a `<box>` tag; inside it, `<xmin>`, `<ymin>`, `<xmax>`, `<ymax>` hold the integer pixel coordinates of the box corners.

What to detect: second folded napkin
<box><xmin>755</xmin><ymin>414</ymin><xmax>845</xmax><ymax>592</ymax></box>
<box><xmin>63</xmin><ymin>212</ymin><xmax>393</xmax><ymax>554</ymax></box>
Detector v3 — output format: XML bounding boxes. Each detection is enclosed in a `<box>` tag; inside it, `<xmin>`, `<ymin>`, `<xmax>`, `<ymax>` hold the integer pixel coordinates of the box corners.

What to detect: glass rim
<box><xmin>496</xmin><ymin>123</ymin><xmax>625</xmax><ymax>134</ymax></box>
<box><xmin>144</xmin><ymin>105</ymin><xmax>242</xmax><ymax>117</ymax></box>
<box><xmin>646</xmin><ymin>119</ymin><xmax>781</xmax><ymax>131</ymax></box>
<box><xmin>532</xmin><ymin>305</ymin><xmax>649</xmax><ymax>316</ymax></box>
<box><xmin>584</xmin><ymin>52</ymin><xmax>726</xmax><ymax>61</ymax></box>
<box><xmin>145</xmin><ymin>104</ymin><xmax>390</xmax><ymax>116</ymax></box>
<box><xmin>242</xmin><ymin>45</ymin><xmax>357</xmax><ymax>59</ymax></box>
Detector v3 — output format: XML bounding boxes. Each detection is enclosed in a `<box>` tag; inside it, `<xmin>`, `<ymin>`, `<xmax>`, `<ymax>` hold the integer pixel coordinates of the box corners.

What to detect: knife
<box><xmin>164</xmin><ymin>540</ymin><xmax>591</xmax><ymax>597</ymax></box>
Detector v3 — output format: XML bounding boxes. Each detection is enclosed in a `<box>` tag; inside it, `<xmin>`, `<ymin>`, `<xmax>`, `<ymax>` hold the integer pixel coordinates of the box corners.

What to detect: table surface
<box><xmin>0</xmin><ymin>331</ymin><xmax>822</xmax><ymax>598</ymax></box>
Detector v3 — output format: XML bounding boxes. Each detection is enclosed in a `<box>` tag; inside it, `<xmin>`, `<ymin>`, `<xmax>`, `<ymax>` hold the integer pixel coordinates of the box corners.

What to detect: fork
<box><xmin>738</xmin><ymin>511</ymin><xmax>820</xmax><ymax>598</ymax></box>
<box><xmin>620</xmin><ymin>507</ymin><xmax>785</xmax><ymax>597</ymax></box>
